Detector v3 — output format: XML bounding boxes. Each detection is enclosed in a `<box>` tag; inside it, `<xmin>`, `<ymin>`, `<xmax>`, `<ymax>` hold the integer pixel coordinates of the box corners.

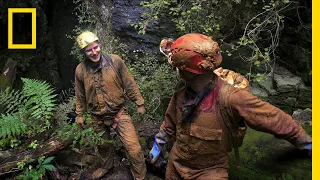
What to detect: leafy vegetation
<box><xmin>22</xmin><ymin>78</ymin><xmax>57</xmax><ymax>129</ymax></box>
<box><xmin>56</xmin><ymin>115</ymin><xmax>109</xmax><ymax>147</ymax></box>
<box><xmin>132</xmin><ymin>0</ymin><xmax>301</xmax><ymax>82</ymax></box>
<box><xmin>0</xmin><ymin>78</ymin><xmax>106</xmax><ymax>151</ymax></box>
<box><xmin>0</xmin><ymin>78</ymin><xmax>56</xmax><ymax>141</ymax></box>
<box><xmin>0</xmin><ymin>113</ymin><xmax>28</xmax><ymax>139</ymax></box>
<box><xmin>126</xmin><ymin>53</ymin><xmax>178</xmax><ymax>122</ymax></box>
<box><xmin>16</xmin><ymin>156</ymin><xmax>56</xmax><ymax>180</ymax></box>
<box><xmin>0</xmin><ymin>87</ymin><xmax>26</xmax><ymax>114</ymax></box>
<box><xmin>55</xmin><ymin>89</ymin><xmax>108</xmax><ymax>147</ymax></box>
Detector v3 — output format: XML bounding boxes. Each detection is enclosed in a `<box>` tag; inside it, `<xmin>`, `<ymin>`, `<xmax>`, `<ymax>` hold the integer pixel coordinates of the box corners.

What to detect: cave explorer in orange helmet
<box><xmin>150</xmin><ymin>33</ymin><xmax>311</xmax><ymax>179</ymax></box>
<box><xmin>74</xmin><ymin>31</ymin><xmax>146</xmax><ymax>180</ymax></box>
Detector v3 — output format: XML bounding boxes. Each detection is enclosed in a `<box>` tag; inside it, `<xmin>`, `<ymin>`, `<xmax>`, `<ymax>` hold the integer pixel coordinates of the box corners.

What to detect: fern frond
<box><xmin>21</xmin><ymin>78</ymin><xmax>57</xmax><ymax>122</ymax></box>
<box><xmin>0</xmin><ymin>113</ymin><xmax>28</xmax><ymax>138</ymax></box>
<box><xmin>0</xmin><ymin>87</ymin><xmax>25</xmax><ymax>114</ymax></box>
<box><xmin>55</xmin><ymin>91</ymin><xmax>75</xmax><ymax>123</ymax></box>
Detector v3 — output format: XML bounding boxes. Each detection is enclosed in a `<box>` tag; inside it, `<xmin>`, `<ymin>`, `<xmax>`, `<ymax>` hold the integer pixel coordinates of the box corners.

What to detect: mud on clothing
<box><xmin>74</xmin><ymin>54</ymin><xmax>146</xmax><ymax>179</ymax></box>
<box><xmin>159</xmin><ymin>74</ymin><xmax>311</xmax><ymax>179</ymax></box>
<box><xmin>75</xmin><ymin>54</ymin><xmax>144</xmax><ymax>121</ymax></box>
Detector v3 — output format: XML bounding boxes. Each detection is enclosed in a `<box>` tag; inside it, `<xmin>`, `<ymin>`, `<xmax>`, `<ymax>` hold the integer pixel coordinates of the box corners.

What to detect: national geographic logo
<box><xmin>8</xmin><ymin>8</ymin><xmax>36</xmax><ymax>49</ymax></box>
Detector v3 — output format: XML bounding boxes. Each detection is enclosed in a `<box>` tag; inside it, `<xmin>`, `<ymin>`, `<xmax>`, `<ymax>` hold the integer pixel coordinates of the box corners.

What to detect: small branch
<box><xmin>0</xmin><ymin>168</ymin><xmax>22</xmax><ymax>175</ymax></box>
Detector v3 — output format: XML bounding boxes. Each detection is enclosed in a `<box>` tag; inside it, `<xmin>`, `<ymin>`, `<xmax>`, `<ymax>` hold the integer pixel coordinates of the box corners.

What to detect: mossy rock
<box><xmin>229</xmin><ymin>126</ymin><xmax>311</xmax><ymax>180</ymax></box>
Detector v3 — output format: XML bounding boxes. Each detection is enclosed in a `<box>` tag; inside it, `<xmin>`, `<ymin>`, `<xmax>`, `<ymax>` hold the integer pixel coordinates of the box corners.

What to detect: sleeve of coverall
<box><xmin>114</xmin><ymin>55</ymin><xmax>145</xmax><ymax>106</ymax></box>
<box><xmin>155</xmin><ymin>94</ymin><xmax>177</xmax><ymax>149</ymax></box>
<box><xmin>74</xmin><ymin>65</ymin><xmax>86</xmax><ymax>116</ymax></box>
<box><xmin>229</xmin><ymin>88</ymin><xmax>311</xmax><ymax>149</ymax></box>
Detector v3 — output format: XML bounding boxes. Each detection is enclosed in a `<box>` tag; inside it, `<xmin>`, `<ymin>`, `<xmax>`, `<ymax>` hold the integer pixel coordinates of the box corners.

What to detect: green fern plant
<box><xmin>22</xmin><ymin>78</ymin><xmax>57</xmax><ymax>129</ymax></box>
<box><xmin>0</xmin><ymin>113</ymin><xmax>28</xmax><ymax>138</ymax></box>
<box><xmin>0</xmin><ymin>78</ymin><xmax>57</xmax><ymax>149</ymax></box>
<box><xmin>55</xmin><ymin>91</ymin><xmax>75</xmax><ymax>123</ymax></box>
<box><xmin>0</xmin><ymin>87</ymin><xmax>26</xmax><ymax>114</ymax></box>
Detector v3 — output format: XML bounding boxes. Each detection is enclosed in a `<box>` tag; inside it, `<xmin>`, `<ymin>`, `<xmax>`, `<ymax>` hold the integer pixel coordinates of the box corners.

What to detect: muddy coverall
<box><xmin>75</xmin><ymin>54</ymin><xmax>146</xmax><ymax>179</ymax></box>
<box><xmin>156</xmin><ymin>74</ymin><xmax>311</xmax><ymax>180</ymax></box>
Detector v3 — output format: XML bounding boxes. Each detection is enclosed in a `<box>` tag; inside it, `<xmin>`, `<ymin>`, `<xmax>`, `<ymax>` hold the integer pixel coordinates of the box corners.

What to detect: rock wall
<box><xmin>250</xmin><ymin>64</ymin><xmax>311</xmax><ymax>115</ymax></box>
<box><xmin>50</xmin><ymin>0</ymin><xmax>79</xmax><ymax>91</ymax></box>
<box><xmin>112</xmin><ymin>0</ymin><xmax>177</xmax><ymax>52</ymax></box>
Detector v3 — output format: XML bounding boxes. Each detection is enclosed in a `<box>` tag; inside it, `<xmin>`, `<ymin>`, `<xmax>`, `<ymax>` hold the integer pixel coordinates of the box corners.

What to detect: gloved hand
<box><xmin>153</xmin><ymin>154</ymin><xmax>167</xmax><ymax>169</ymax></box>
<box><xmin>302</xmin><ymin>143</ymin><xmax>312</xmax><ymax>157</ymax></box>
<box><xmin>76</xmin><ymin>116</ymin><xmax>85</xmax><ymax>129</ymax></box>
<box><xmin>149</xmin><ymin>141</ymin><xmax>161</xmax><ymax>164</ymax></box>
<box><xmin>137</xmin><ymin>105</ymin><xmax>146</xmax><ymax>115</ymax></box>
<box><xmin>148</xmin><ymin>141</ymin><xmax>167</xmax><ymax>169</ymax></box>
<box><xmin>297</xmin><ymin>141</ymin><xmax>312</xmax><ymax>158</ymax></box>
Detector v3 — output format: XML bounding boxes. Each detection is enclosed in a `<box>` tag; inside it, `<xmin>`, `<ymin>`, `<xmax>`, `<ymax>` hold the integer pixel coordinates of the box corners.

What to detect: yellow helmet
<box><xmin>76</xmin><ymin>31</ymin><xmax>99</xmax><ymax>50</ymax></box>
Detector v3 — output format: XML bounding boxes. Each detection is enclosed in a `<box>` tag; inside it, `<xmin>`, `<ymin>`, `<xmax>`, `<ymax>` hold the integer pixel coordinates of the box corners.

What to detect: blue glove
<box><xmin>299</xmin><ymin>143</ymin><xmax>311</xmax><ymax>157</ymax></box>
<box><xmin>149</xmin><ymin>141</ymin><xmax>161</xmax><ymax>164</ymax></box>
<box><xmin>304</xmin><ymin>143</ymin><xmax>312</xmax><ymax>157</ymax></box>
<box><xmin>303</xmin><ymin>143</ymin><xmax>312</xmax><ymax>150</ymax></box>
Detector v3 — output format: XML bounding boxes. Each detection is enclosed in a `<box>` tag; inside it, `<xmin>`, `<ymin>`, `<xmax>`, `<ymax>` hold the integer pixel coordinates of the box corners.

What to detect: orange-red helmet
<box><xmin>168</xmin><ymin>33</ymin><xmax>222</xmax><ymax>74</ymax></box>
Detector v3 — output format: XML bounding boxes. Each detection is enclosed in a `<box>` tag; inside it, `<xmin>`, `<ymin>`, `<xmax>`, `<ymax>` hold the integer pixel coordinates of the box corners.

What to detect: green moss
<box><xmin>302</xmin><ymin>125</ymin><xmax>312</xmax><ymax>135</ymax></box>
<box><xmin>229</xmin><ymin>127</ymin><xmax>312</xmax><ymax>180</ymax></box>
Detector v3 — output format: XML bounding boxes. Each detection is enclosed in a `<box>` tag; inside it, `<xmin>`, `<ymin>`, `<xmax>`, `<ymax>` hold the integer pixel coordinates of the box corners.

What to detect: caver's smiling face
<box><xmin>84</xmin><ymin>42</ymin><xmax>101</xmax><ymax>63</ymax></box>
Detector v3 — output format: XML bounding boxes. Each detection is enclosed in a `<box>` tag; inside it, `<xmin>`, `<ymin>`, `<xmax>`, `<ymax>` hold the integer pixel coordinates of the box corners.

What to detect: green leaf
<box><xmin>42</xmin><ymin>156</ymin><xmax>55</xmax><ymax>165</ymax></box>
<box><xmin>43</xmin><ymin>164</ymin><xmax>56</xmax><ymax>171</ymax></box>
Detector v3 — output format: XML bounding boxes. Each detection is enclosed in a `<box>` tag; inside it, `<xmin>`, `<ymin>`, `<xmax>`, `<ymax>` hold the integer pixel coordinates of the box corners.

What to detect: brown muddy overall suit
<box><xmin>158</xmin><ymin>74</ymin><xmax>311</xmax><ymax>180</ymax></box>
<box><xmin>75</xmin><ymin>54</ymin><xmax>146</xmax><ymax>179</ymax></box>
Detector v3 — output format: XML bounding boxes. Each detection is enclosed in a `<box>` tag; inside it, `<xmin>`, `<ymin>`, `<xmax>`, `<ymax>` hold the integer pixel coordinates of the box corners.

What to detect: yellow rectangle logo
<box><xmin>8</xmin><ymin>8</ymin><xmax>36</xmax><ymax>49</ymax></box>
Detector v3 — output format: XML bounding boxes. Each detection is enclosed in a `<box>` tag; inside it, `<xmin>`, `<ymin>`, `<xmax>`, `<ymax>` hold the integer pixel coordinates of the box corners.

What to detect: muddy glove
<box><xmin>149</xmin><ymin>130</ymin><xmax>167</xmax><ymax>163</ymax></box>
<box><xmin>149</xmin><ymin>141</ymin><xmax>161</xmax><ymax>164</ymax></box>
<box><xmin>149</xmin><ymin>141</ymin><xmax>167</xmax><ymax>169</ymax></box>
<box><xmin>137</xmin><ymin>105</ymin><xmax>146</xmax><ymax>115</ymax></box>
<box><xmin>297</xmin><ymin>134</ymin><xmax>312</xmax><ymax>157</ymax></box>
<box><xmin>76</xmin><ymin>115</ymin><xmax>85</xmax><ymax>129</ymax></box>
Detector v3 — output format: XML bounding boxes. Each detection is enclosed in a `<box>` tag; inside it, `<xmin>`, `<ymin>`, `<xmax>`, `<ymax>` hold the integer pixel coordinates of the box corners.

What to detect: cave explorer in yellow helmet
<box><xmin>74</xmin><ymin>31</ymin><xmax>146</xmax><ymax>180</ymax></box>
<box><xmin>150</xmin><ymin>33</ymin><xmax>311</xmax><ymax>179</ymax></box>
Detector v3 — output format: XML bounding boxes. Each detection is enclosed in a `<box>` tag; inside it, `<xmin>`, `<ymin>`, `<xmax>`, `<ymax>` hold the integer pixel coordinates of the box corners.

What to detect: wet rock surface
<box><xmin>252</xmin><ymin>64</ymin><xmax>312</xmax><ymax>114</ymax></box>
<box><xmin>112</xmin><ymin>0</ymin><xmax>177</xmax><ymax>52</ymax></box>
<box><xmin>292</xmin><ymin>108</ymin><xmax>312</xmax><ymax>126</ymax></box>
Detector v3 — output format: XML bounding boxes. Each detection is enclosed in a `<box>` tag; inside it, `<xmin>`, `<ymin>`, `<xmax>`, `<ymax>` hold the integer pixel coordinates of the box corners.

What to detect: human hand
<box><xmin>76</xmin><ymin>116</ymin><xmax>85</xmax><ymax>129</ymax></box>
<box><xmin>147</xmin><ymin>141</ymin><xmax>167</xmax><ymax>169</ymax></box>
<box><xmin>137</xmin><ymin>105</ymin><xmax>146</xmax><ymax>115</ymax></box>
<box><xmin>304</xmin><ymin>143</ymin><xmax>312</xmax><ymax>157</ymax></box>
<box><xmin>153</xmin><ymin>155</ymin><xmax>167</xmax><ymax>169</ymax></box>
<box><xmin>148</xmin><ymin>141</ymin><xmax>161</xmax><ymax>164</ymax></box>
<box><xmin>298</xmin><ymin>142</ymin><xmax>312</xmax><ymax>158</ymax></box>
